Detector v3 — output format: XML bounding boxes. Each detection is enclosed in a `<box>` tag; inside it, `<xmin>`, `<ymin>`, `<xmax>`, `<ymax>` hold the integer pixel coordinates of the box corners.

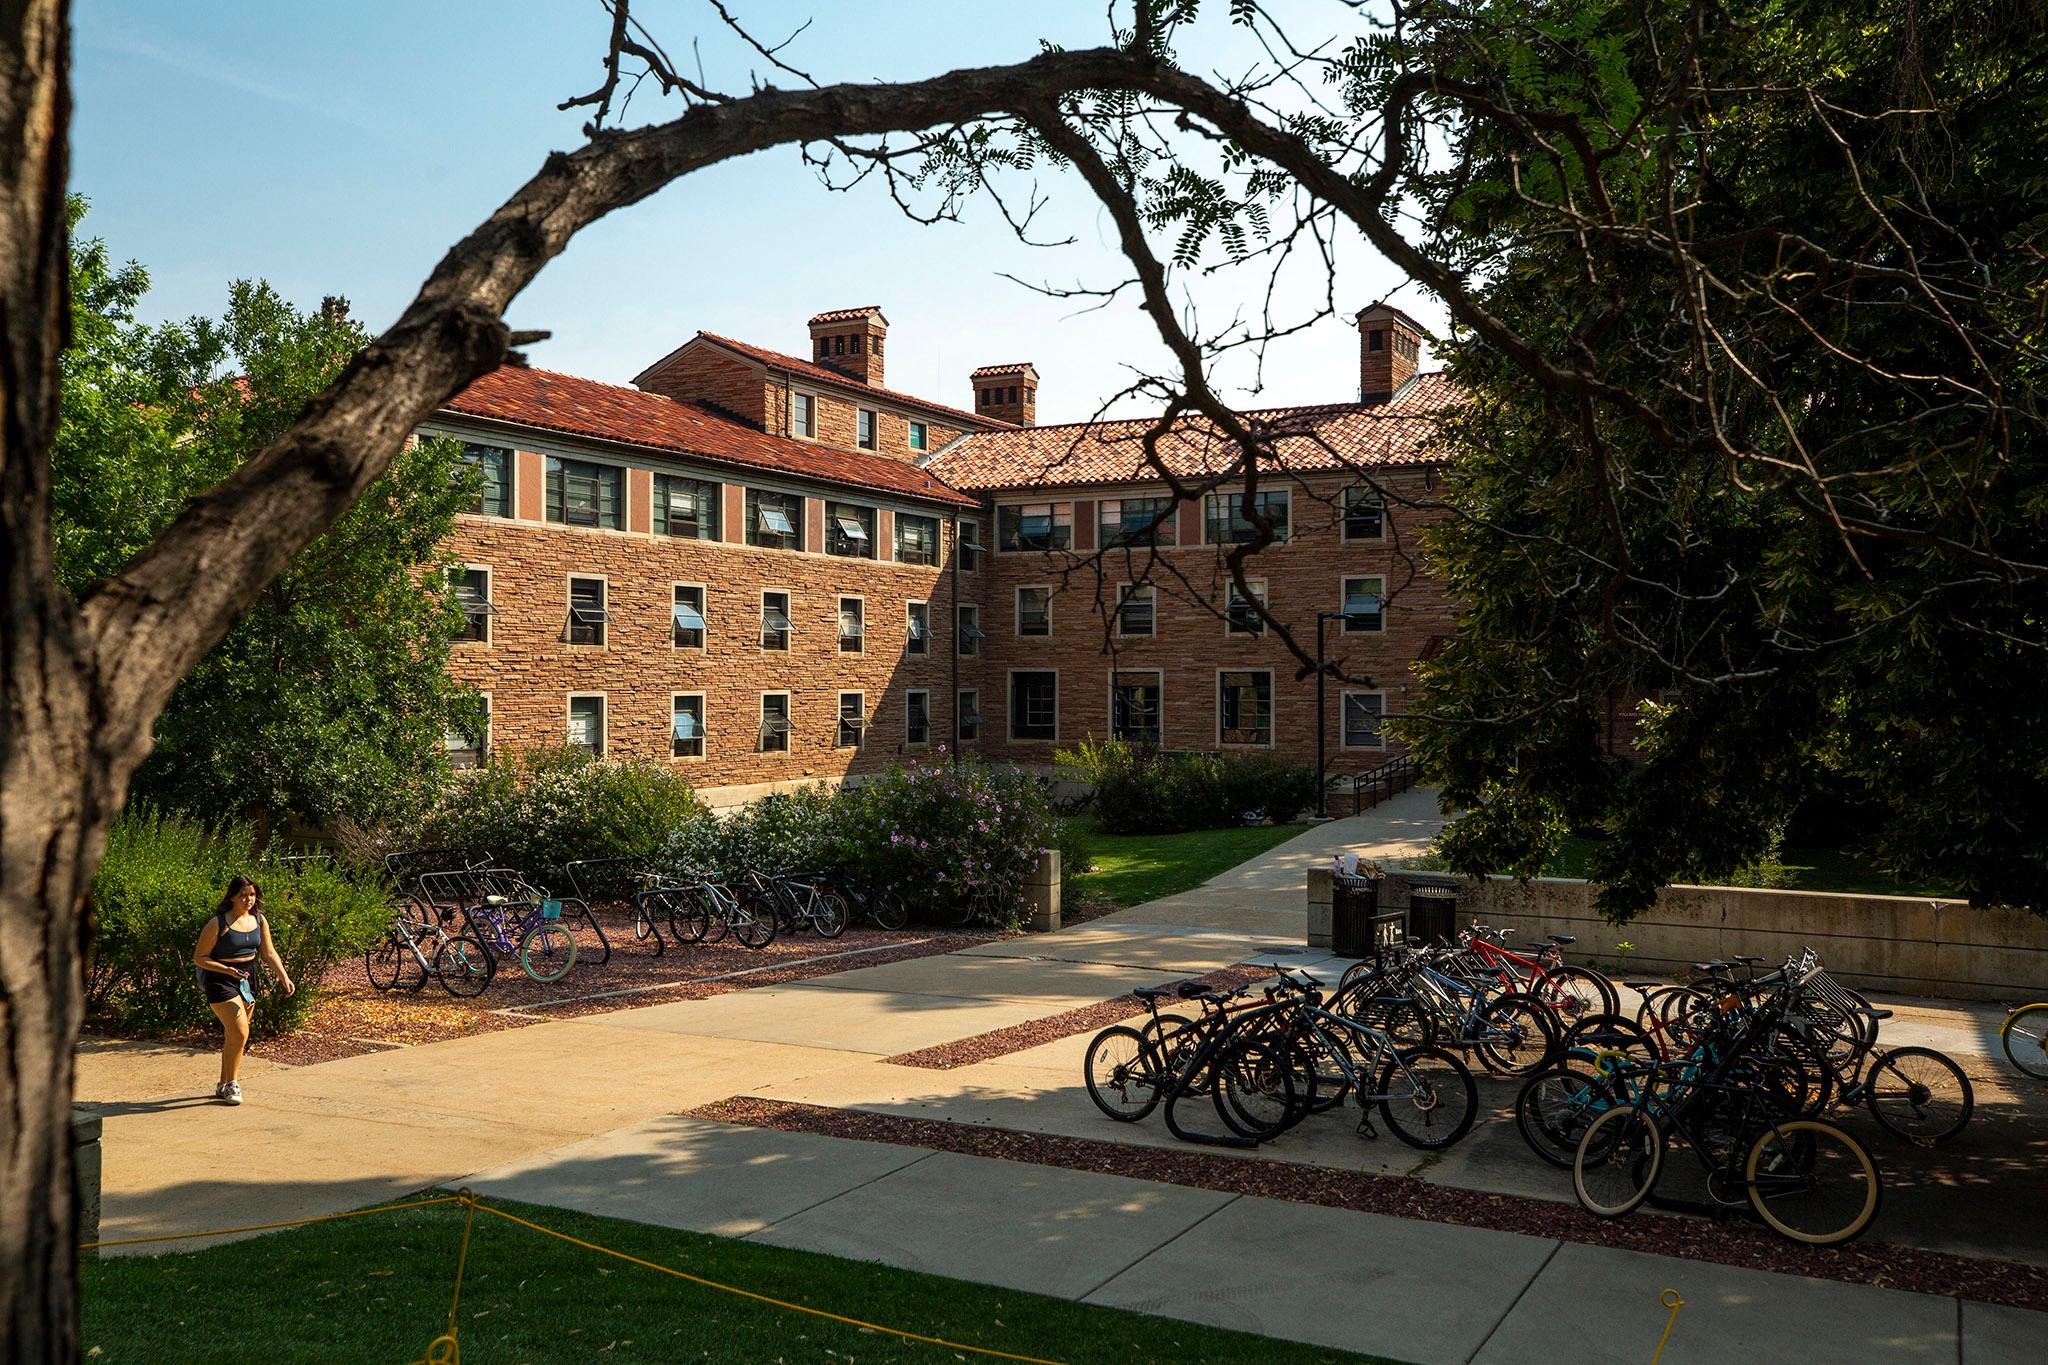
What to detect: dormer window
<box><xmin>791</xmin><ymin>392</ymin><xmax>815</xmax><ymax>439</ymax></box>
<box><xmin>857</xmin><ymin>409</ymin><xmax>877</xmax><ymax>451</ymax></box>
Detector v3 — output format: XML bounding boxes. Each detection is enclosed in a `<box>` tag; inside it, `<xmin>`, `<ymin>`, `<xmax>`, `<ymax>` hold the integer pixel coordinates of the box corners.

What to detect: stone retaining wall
<box><xmin>1307</xmin><ymin>867</ymin><xmax>2048</xmax><ymax>1001</ymax></box>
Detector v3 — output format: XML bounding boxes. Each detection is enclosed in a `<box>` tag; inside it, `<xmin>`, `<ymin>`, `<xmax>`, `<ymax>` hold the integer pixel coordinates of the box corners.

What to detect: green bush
<box><xmin>87</xmin><ymin>812</ymin><xmax>390</xmax><ymax>1038</ymax></box>
<box><xmin>1058</xmin><ymin>738</ymin><xmax>1318</xmax><ymax>835</ymax></box>
<box><xmin>415</xmin><ymin>747</ymin><xmax>703</xmax><ymax>878</ymax></box>
<box><xmin>660</xmin><ymin>785</ymin><xmax>844</xmax><ymax>878</ymax></box>
<box><xmin>835</xmin><ymin>759</ymin><xmax>1059</xmax><ymax>929</ymax></box>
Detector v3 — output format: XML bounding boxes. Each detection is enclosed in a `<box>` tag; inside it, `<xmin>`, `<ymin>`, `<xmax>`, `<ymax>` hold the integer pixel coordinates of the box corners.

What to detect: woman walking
<box><xmin>192</xmin><ymin>875</ymin><xmax>294</xmax><ymax>1104</ymax></box>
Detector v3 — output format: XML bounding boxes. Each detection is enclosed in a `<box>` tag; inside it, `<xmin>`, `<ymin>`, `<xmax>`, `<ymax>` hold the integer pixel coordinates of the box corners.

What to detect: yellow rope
<box><xmin>79</xmin><ymin>1195</ymin><xmax>464</xmax><ymax>1249</ymax></box>
<box><xmin>82</xmin><ymin>1188</ymin><xmax>1066</xmax><ymax>1365</ymax></box>
<box><xmin>1651</xmin><ymin>1287</ymin><xmax>1685</xmax><ymax>1364</ymax></box>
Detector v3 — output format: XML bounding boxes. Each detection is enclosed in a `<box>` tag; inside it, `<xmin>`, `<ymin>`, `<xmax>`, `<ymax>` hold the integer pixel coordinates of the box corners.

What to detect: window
<box><xmin>567</xmin><ymin>577</ymin><xmax>608</xmax><ymax>646</ymax></box>
<box><xmin>1343</xmin><ymin>692</ymin><xmax>1385</xmax><ymax>749</ymax></box>
<box><xmin>1343</xmin><ymin>485</ymin><xmax>1385</xmax><ymax>541</ymax></box>
<box><xmin>761</xmin><ymin>591</ymin><xmax>792</xmax><ymax>651</ymax></box>
<box><xmin>1226</xmin><ymin>579</ymin><xmax>1267</xmax><ymax>636</ymax></box>
<box><xmin>909</xmin><ymin>421</ymin><xmax>928</xmax><ymax>452</ymax></box>
<box><xmin>817</xmin><ymin>338</ymin><xmax>830</xmax><ymax>359</ymax></box>
<box><xmin>546</xmin><ymin>457</ymin><xmax>622</xmax><ymax>529</ymax></box>
<box><xmin>668</xmin><ymin>585</ymin><xmax>707</xmax><ymax>649</ymax></box>
<box><xmin>792</xmin><ymin>391</ymin><xmax>815</xmax><ymax>438</ymax></box>
<box><xmin>458</xmin><ymin>443</ymin><xmax>512</xmax><ymax>518</ymax></box>
<box><xmin>999</xmin><ymin>502</ymin><xmax>1073</xmax><ymax>551</ymax></box>
<box><xmin>747</xmin><ymin>490</ymin><xmax>801</xmax><ymax>550</ymax></box>
<box><xmin>1219</xmin><ymin>671</ymin><xmax>1273</xmax><ymax>746</ymax></box>
<box><xmin>895</xmin><ymin>513</ymin><xmax>939</xmax><ymax>566</ymax></box>
<box><xmin>450</xmin><ymin>568</ymin><xmax>494</xmax><ymax>644</ymax></box>
<box><xmin>827</xmin><ymin>502</ymin><xmax>876</xmax><ymax>559</ymax></box>
<box><xmin>1111</xmin><ymin>673</ymin><xmax>1162</xmax><ymax>745</ymax></box>
<box><xmin>1100</xmin><ymin>496</ymin><xmax>1176</xmax><ymax>548</ymax></box>
<box><xmin>906</xmin><ymin>690</ymin><xmax>931</xmax><ymax>745</ymax></box>
<box><xmin>1204</xmin><ymin>489</ymin><xmax>1290</xmax><ymax>545</ymax></box>
<box><xmin>759</xmin><ymin>694</ymin><xmax>792</xmax><ymax>752</ymax></box>
<box><xmin>1017</xmin><ymin>586</ymin><xmax>1051</xmax><ymax>637</ymax></box>
<box><xmin>871</xmin><ymin>336</ymin><xmax>883</xmax><ymax>357</ymax></box>
<box><xmin>837</xmin><ymin>692</ymin><xmax>865</xmax><ymax>749</ymax></box>
<box><xmin>1341</xmin><ymin>576</ymin><xmax>1386</xmax><ymax>633</ymax></box>
<box><xmin>905</xmin><ymin>602</ymin><xmax>930</xmax><ymax>656</ymax></box>
<box><xmin>445</xmin><ymin>695</ymin><xmax>489</xmax><ymax>769</ymax></box>
<box><xmin>568</xmin><ymin>694</ymin><xmax>606</xmax><ymax>755</ymax></box>
<box><xmin>1010</xmin><ymin>672</ymin><xmax>1057</xmax><ymax>742</ymax></box>
<box><xmin>672</xmin><ymin>694</ymin><xmax>705</xmax><ymax>758</ymax></box>
<box><xmin>833</xmin><ymin>334</ymin><xmax>846</xmax><ymax>356</ymax></box>
<box><xmin>1117</xmin><ymin>584</ymin><xmax>1156</xmax><ymax>637</ymax></box>
<box><xmin>958</xmin><ymin>519</ymin><xmax>983</xmax><ymax>572</ymax></box>
<box><xmin>838</xmin><ymin>597</ymin><xmax>864</xmax><ymax>652</ymax></box>
<box><xmin>957</xmin><ymin>604</ymin><xmax>982</xmax><ymax>656</ymax></box>
<box><xmin>654</xmin><ymin>475</ymin><xmax>719</xmax><ymax>539</ymax></box>
<box><xmin>857</xmin><ymin>409</ymin><xmax>877</xmax><ymax>450</ymax></box>
<box><xmin>957</xmin><ymin>689</ymin><xmax>981</xmax><ymax>742</ymax></box>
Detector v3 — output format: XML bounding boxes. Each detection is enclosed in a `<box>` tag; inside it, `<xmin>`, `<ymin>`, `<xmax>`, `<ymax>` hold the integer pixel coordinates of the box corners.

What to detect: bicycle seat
<box><xmin>1175</xmin><ymin>980</ymin><xmax>1213</xmax><ymax>1000</ymax></box>
<box><xmin>1622</xmin><ymin>981</ymin><xmax>1661</xmax><ymax>991</ymax></box>
<box><xmin>1732</xmin><ymin>955</ymin><xmax>1764</xmax><ymax>965</ymax></box>
<box><xmin>1545</xmin><ymin>934</ymin><xmax>1577</xmax><ymax>945</ymax></box>
<box><xmin>1133</xmin><ymin>984</ymin><xmax>1186</xmax><ymax>1003</ymax></box>
<box><xmin>1868</xmin><ymin>1008</ymin><xmax>1894</xmax><ymax>1020</ymax></box>
<box><xmin>1693</xmin><ymin>961</ymin><xmax>1726</xmax><ymax>972</ymax></box>
<box><xmin>485</xmin><ymin>895</ymin><xmax>510</xmax><ymax>906</ymax></box>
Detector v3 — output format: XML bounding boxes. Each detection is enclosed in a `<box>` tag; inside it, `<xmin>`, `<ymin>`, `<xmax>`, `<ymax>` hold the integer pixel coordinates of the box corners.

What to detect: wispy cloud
<box><xmin>83</xmin><ymin>23</ymin><xmax>395</xmax><ymax>139</ymax></box>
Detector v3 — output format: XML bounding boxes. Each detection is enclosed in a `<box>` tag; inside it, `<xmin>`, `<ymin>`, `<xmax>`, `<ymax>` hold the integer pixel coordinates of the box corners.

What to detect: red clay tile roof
<box><xmin>929</xmin><ymin>372</ymin><xmax>1459</xmax><ymax>492</ymax></box>
<box><xmin>807</xmin><ymin>306</ymin><xmax>886</xmax><ymax>325</ymax></box>
<box><xmin>970</xmin><ymin>362</ymin><xmax>1038</xmax><ymax>378</ymax></box>
<box><xmin>690</xmin><ymin>333</ymin><xmax>1012</xmax><ymax>432</ymax></box>
<box><xmin>442</xmin><ymin>365</ymin><xmax>977</xmax><ymax>508</ymax></box>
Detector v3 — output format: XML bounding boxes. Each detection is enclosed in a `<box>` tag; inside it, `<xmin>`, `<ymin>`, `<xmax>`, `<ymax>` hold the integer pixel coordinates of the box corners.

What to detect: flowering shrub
<box><xmin>836</xmin><ymin>757</ymin><xmax>1059</xmax><ymax>929</ymax></box>
<box><xmin>1056</xmin><ymin>738</ymin><xmax>1318</xmax><ymax>834</ymax></box>
<box><xmin>416</xmin><ymin>746</ymin><xmax>702</xmax><ymax>877</ymax></box>
<box><xmin>659</xmin><ymin>785</ymin><xmax>844</xmax><ymax>879</ymax></box>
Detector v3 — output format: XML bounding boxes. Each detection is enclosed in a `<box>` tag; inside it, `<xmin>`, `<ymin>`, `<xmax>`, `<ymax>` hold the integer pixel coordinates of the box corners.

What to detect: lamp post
<box><xmin>1315</xmin><ymin>591</ymin><xmax>1386</xmax><ymax>819</ymax></box>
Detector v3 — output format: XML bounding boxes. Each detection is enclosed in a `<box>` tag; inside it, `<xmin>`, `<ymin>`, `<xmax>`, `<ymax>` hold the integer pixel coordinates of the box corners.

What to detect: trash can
<box><xmin>1330</xmin><ymin>872</ymin><xmax>1381</xmax><ymax>959</ymax></box>
<box><xmin>1406</xmin><ymin>878</ymin><xmax>1461</xmax><ymax>946</ymax></box>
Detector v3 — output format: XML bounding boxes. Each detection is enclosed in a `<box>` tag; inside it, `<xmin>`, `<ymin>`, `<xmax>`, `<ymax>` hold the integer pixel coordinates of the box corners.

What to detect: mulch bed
<box><xmin>882</xmin><ymin>963</ymin><xmax>1274</xmax><ymax>1070</ymax></box>
<box><xmin>691</xmin><ymin>1096</ymin><xmax>2048</xmax><ymax>1315</ymax></box>
<box><xmin>152</xmin><ymin>907</ymin><xmax>992</xmax><ymax>1066</ymax></box>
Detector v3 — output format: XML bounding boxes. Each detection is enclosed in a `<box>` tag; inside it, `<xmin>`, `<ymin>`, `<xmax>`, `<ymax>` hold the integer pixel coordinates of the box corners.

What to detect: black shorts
<box><xmin>197</xmin><ymin>969</ymin><xmax>251</xmax><ymax>1006</ymax></box>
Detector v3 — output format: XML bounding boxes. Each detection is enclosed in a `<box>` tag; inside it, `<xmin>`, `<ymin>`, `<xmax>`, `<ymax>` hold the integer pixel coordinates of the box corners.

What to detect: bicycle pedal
<box><xmin>1354</xmin><ymin>1114</ymin><xmax>1380</xmax><ymax>1140</ymax></box>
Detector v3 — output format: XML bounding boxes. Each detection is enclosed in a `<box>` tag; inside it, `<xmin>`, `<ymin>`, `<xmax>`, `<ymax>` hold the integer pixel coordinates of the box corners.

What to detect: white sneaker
<box><xmin>217</xmin><ymin>1081</ymin><xmax>243</xmax><ymax>1106</ymax></box>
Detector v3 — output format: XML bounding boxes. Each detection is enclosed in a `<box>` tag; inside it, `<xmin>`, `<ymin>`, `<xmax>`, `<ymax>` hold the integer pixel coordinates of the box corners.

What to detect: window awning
<box><xmin>839</xmin><ymin>615</ymin><xmax>865</xmax><ymax>637</ymax></box>
<box><xmin>762</xmin><ymin>607</ymin><xmax>794</xmax><ymax>633</ymax></box>
<box><xmin>569</xmin><ymin>606</ymin><xmax>610</xmax><ymax>626</ymax></box>
<box><xmin>839</xmin><ymin>713</ymin><xmax>868</xmax><ymax>728</ymax></box>
<box><xmin>455</xmin><ymin>591</ymin><xmax>499</xmax><ymax>615</ymax></box>
<box><xmin>906</xmin><ymin>616</ymin><xmax>930</xmax><ymax>640</ymax></box>
<box><xmin>672</xmin><ymin>602</ymin><xmax>708</xmax><ymax>631</ymax></box>
<box><xmin>1344</xmin><ymin>592</ymin><xmax>1385</xmax><ymax>617</ymax></box>
<box><xmin>959</xmin><ymin>707</ymin><xmax>982</xmax><ymax>726</ymax></box>
<box><xmin>834</xmin><ymin>516</ymin><xmax>869</xmax><ymax>541</ymax></box>
<box><xmin>672</xmin><ymin>711</ymin><xmax>704</xmax><ymax>740</ymax></box>
<box><xmin>757</xmin><ymin>506</ymin><xmax>796</xmax><ymax>536</ymax></box>
<box><xmin>958</xmin><ymin>621</ymin><xmax>985</xmax><ymax>640</ymax></box>
<box><xmin>759</xmin><ymin>713</ymin><xmax>792</xmax><ymax>736</ymax></box>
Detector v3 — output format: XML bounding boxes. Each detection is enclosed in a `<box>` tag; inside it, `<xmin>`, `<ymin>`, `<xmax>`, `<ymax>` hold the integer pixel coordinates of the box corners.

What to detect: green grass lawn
<box><xmin>1538</xmin><ymin>836</ymin><xmax>1954</xmax><ymax>897</ymax></box>
<box><xmin>82</xmin><ymin>1192</ymin><xmax>1394</xmax><ymax>1365</ymax></box>
<box><xmin>1066</xmin><ymin>821</ymin><xmax>1312</xmax><ymax>908</ymax></box>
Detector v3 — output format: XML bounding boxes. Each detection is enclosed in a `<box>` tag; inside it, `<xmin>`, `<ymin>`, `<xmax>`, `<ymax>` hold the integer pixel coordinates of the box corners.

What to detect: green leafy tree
<box><xmin>1362</xmin><ymin>2</ymin><xmax>2048</xmax><ymax>916</ymax></box>
<box><xmin>54</xmin><ymin>201</ymin><xmax>483</xmax><ymax>830</ymax></box>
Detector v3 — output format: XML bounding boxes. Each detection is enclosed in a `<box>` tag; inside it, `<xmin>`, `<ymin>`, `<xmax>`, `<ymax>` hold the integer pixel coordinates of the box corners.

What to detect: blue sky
<box><xmin>72</xmin><ymin>1</ymin><xmax>1440</xmax><ymax>421</ymax></box>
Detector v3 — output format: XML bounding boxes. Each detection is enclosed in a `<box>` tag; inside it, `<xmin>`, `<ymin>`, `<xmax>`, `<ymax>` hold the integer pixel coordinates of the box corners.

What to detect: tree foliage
<box><xmin>53</xmin><ymin>201</ymin><xmax>484</xmax><ymax>830</ymax></box>
<box><xmin>1366</xmin><ymin>1</ymin><xmax>2048</xmax><ymax>915</ymax></box>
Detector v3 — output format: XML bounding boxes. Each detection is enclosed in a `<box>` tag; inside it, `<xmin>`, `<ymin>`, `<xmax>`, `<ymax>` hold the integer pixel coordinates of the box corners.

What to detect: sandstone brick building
<box><xmin>420</xmin><ymin>302</ymin><xmax>1453</xmax><ymax>803</ymax></box>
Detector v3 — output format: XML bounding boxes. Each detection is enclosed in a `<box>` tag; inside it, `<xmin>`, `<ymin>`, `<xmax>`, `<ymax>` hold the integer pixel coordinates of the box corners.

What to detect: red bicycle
<box><xmin>1459</xmin><ymin>923</ymin><xmax>1619</xmax><ymax>1025</ymax></box>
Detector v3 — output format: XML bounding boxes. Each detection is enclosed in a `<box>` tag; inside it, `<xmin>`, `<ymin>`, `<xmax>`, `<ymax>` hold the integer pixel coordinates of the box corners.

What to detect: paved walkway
<box><xmin>75</xmin><ymin>792</ymin><xmax>2048</xmax><ymax>1363</ymax></box>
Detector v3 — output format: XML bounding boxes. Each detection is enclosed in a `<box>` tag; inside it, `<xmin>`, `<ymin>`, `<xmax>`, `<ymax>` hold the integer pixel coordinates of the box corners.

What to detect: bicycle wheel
<box><xmin>435</xmin><ymin>934</ymin><xmax>496</xmax><ymax>998</ymax></box>
<box><xmin>1534</xmin><ymin>965</ymin><xmax>1619</xmax><ymax>1026</ymax></box>
<box><xmin>1475</xmin><ymin>993</ymin><xmax>1560</xmax><ymax>1076</ymax></box>
<box><xmin>1572</xmin><ymin>1105</ymin><xmax>1663</xmax><ymax>1218</ymax></box>
<box><xmin>731</xmin><ymin>895</ymin><xmax>778</xmax><ymax>948</ymax></box>
<box><xmin>2001</xmin><ymin>1003</ymin><xmax>2048</xmax><ymax>1080</ymax></box>
<box><xmin>812</xmin><ymin>891</ymin><xmax>849</xmax><ymax>940</ymax></box>
<box><xmin>1516</xmin><ymin>1067</ymin><xmax>1614</xmax><ymax>1169</ymax></box>
<box><xmin>1085</xmin><ymin>1025</ymin><xmax>1163</xmax><ymax>1122</ymax></box>
<box><xmin>517</xmin><ymin>922</ymin><xmax>578</xmax><ymax>983</ymax></box>
<box><xmin>365</xmin><ymin>931</ymin><xmax>405</xmax><ymax>991</ymax></box>
<box><xmin>1213</xmin><ymin>1033</ymin><xmax>1305</xmax><ymax>1140</ymax></box>
<box><xmin>664</xmin><ymin>890</ymin><xmax>710</xmax><ymax>944</ymax></box>
<box><xmin>1746</xmin><ymin>1118</ymin><xmax>1882</xmax><ymax>1245</ymax></box>
<box><xmin>1864</xmin><ymin>1046</ymin><xmax>1973</xmax><ymax>1144</ymax></box>
<box><xmin>1376</xmin><ymin>1045</ymin><xmax>1478</xmax><ymax>1150</ymax></box>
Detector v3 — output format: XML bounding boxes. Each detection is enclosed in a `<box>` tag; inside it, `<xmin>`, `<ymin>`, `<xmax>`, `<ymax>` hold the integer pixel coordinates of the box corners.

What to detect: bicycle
<box><xmin>763</xmin><ymin>870</ymin><xmax>850</xmax><ymax>939</ymax></box>
<box><xmin>1459</xmin><ymin>922</ymin><xmax>1619</xmax><ymax>1023</ymax></box>
<box><xmin>1272</xmin><ymin>969</ymin><xmax>1479</xmax><ymax>1149</ymax></box>
<box><xmin>364</xmin><ymin>902</ymin><xmax>494</xmax><ymax>998</ymax></box>
<box><xmin>446</xmin><ymin>867</ymin><xmax>580</xmax><ymax>984</ymax></box>
<box><xmin>2003</xmin><ymin>1002</ymin><xmax>2048</xmax><ymax>1079</ymax></box>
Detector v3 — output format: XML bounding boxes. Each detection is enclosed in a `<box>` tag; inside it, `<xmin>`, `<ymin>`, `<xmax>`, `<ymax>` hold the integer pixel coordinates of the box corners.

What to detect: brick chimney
<box><xmin>1356</xmin><ymin>303</ymin><xmax>1422</xmax><ymax>404</ymax></box>
<box><xmin>807</xmin><ymin>306</ymin><xmax>888</xmax><ymax>386</ymax></box>
<box><xmin>971</xmin><ymin>363</ymin><xmax>1037</xmax><ymax>426</ymax></box>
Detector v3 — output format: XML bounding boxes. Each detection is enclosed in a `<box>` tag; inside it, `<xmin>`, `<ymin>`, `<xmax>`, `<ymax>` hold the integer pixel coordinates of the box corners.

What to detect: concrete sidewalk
<box><xmin>466</xmin><ymin>1113</ymin><xmax>2046</xmax><ymax>1365</ymax></box>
